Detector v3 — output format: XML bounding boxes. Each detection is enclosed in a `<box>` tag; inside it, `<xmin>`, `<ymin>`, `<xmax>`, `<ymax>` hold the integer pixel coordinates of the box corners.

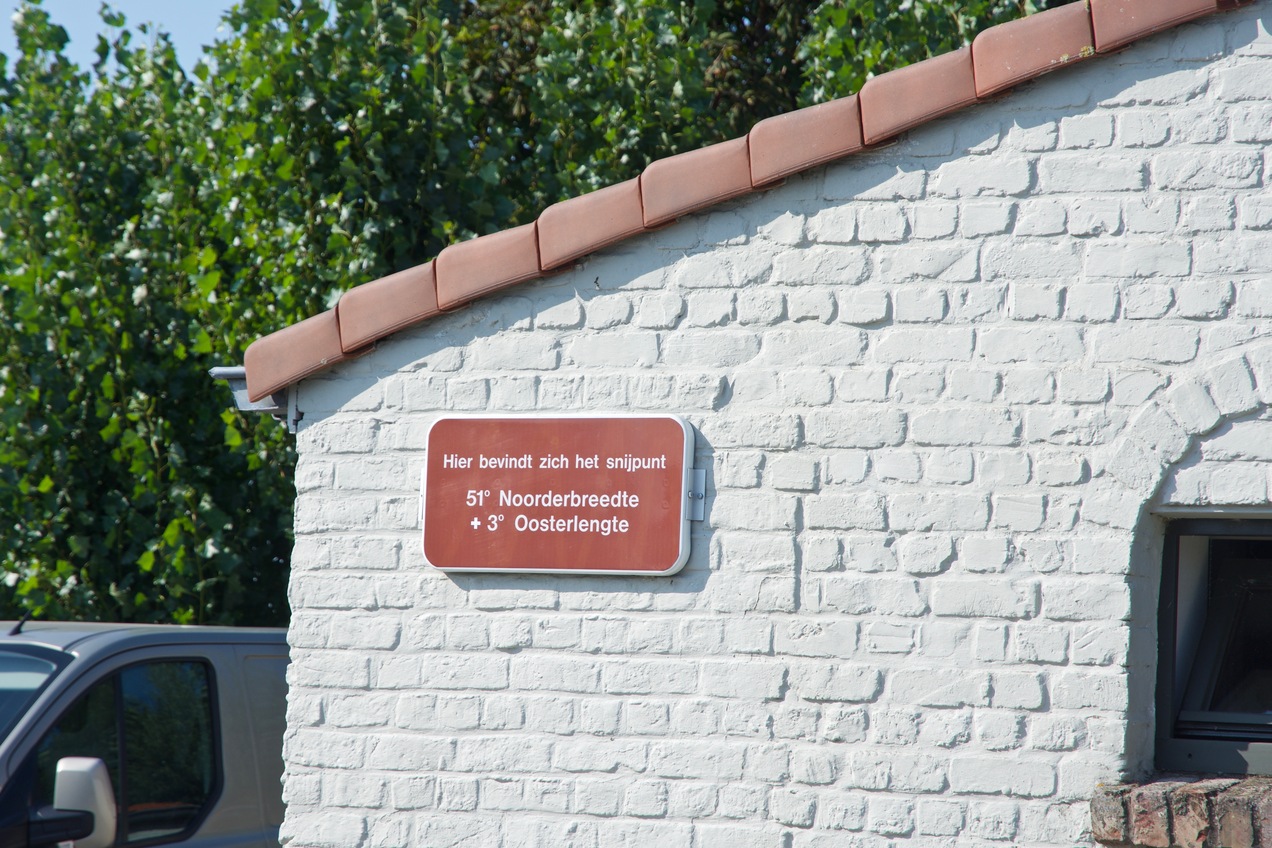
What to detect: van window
<box><xmin>0</xmin><ymin>649</ymin><xmax>62</xmax><ymax>743</ymax></box>
<box><xmin>33</xmin><ymin>660</ymin><xmax>217</xmax><ymax>844</ymax></box>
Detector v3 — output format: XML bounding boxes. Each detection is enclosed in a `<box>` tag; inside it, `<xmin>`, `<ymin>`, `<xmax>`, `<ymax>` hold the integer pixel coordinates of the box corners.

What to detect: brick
<box><xmin>949</xmin><ymin>757</ymin><xmax>1056</xmax><ymax>798</ymax></box>
<box><xmin>979</xmin><ymin>326</ymin><xmax>1084</xmax><ymax>363</ymax></box>
<box><xmin>1041</xmin><ymin>579</ymin><xmax>1131</xmax><ymax>621</ymax></box>
<box><xmin>1215</xmin><ymin>779</ymin><xmax>1272</xmax><ymax>848</ymax></box>
<box><xmin>990</xmin><ymin>672</ymin><xmax>1047</xmax><ymax>711</ymax></box>
<box><xmin>931</xmin><ymin>157</ymin><xmax>1034</xmax><ymax>196</ymax></box>
<box><xmin>893</xmin><ymin>668</ymin><xmax>990</xmax><ymax>708</ymax></box>
<box><xmin>1037</xmin><ymin>154</ymin><xmax>1146</xmax><ymax>193</ymax></box>
<box><xmin>888</xmin><ymin>493</ymin><xmax>990</xmax><ymax>531</ymax></box>
<box><xmin>1128</xmin><ymin>781</ymin><xmax>1186</xmax><ymax>848</ymax></box>
<box><xmin>566</xmin><ymin>332</ymin><xmax>660</xmax><ymax>367</ymax></box>
<box><xmin>1206</xmin><ymin>356</ymin><xmax>1260</xmax><ymax>415</ymax></box>
<box><xmin>1171</xmin><ymin>779</ymin><xmax>1242</xmax><ymax>848</ymax></box>
<box><xmin>804</xmin><ymin>407</ymin><xmax>905</xmax><ymax>448</ymax></box>
<box><xmin>805</xmin><ymin>493</ymin><xmax>887</xmax><ymax>531</ymax></box>
<box><xmin>917</xmin><ymin>799</ymin><xmax>966</xmax><ymax>836</ymax></box>
<box><xmin>911</xmin><ymin>407</ymin><xmax>1019</xmax><ymax>445</ymax></box>
<box><xmin>776</xmin><ymin>619</ymin><xmax>859</xmax><ymax>658</ymax></box>
<box><xmin>869</xmin><ymin>796</ymin><xmax>916</xmax><ymax>836</ymax></box>
<box><xmin>790</xmin><ymin>663</ymin><xmax>882</xmax><ymax>703</ymax></box>
<box><xmin>837</xmin><ymin>289</ymin><xmax>891</xmax><ymax>324</ymax></box>
<box><xmin>772</xmin><ymin>246</ymin><xmax>871</xmax><ymax>286</ymax></box>
<box><xmin>873</xmin><ymin>328</ymin><xmax>974</xmax><ymax>362</ymax></box>
<box><xmin>856</xmin><ymin>204</ymin><xmax>910</xmax><ymax>242</ymax></box>
<box><xmin>770</xmin><ymin>788</ymin><xmax>818</xmax><ymax>827</ymax></box>
<box><xmin>822</xmin><ymin>574</ymin><xmax>927</xmax><ymax>616</ymax></box>
<box><xmin>982</xmin><ymin>240</ymin><xmax>1083</xmax><ymax>280</ymax></box>
<box><xmin>1052</xmin><ymin>671</ymin><xmax>1128</xmax><ymax>711</ymax></box>
<box><xmin>1093</xmin><ymin>325</ymin><xmax>1199</xmax><ymax>363</ymax></box>
<box><xmin>1084</xmin><ymin>241</ymin><xmax>1192</xmax><ymax>278</ymax></box>
<box><xmin>1153</xmin><ymin>150</ymin><xmax>1264</xmax><ymax>190</ymax></box>
<box><xmin>932</xmin><ymin>579</ymin><xmax>1038</xmax><ymax>619</ymax></box>
<box><xmin>961</xmin><ymin>202</ymin><xmax>1015</xmax><ymax>237</ymax></box>
<box><xmin>1164</xmin><ymin>380</ymin><xmax>1223</xmax><ymax>434</ymax></box>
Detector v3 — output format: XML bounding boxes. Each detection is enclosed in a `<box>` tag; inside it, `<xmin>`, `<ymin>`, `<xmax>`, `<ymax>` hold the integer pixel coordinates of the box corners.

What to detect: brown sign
<box><xmin>422</xmin><ymin>415</ymin><xmax>694</xmax><ymax>574</ymax></box>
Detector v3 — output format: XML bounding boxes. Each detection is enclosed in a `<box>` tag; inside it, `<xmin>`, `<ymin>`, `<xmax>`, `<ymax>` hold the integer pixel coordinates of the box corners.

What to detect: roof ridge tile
<box><xmin>972</xmin><ymin>2</ymin><xmax>1096</xmax><ymax>99</ymax></box>
<box><xmin>1090</xmin><ymin>0</ymin><xmax>1220</xmax><ymax>53</ymax></box>
<box><xmin>434</xmin><ymin>221</ymin><xmax>542</xmax><ymax>311</ymax></box>
<box><xmin>749</xmin><ymin>94</ymin><xmax>865</xmax><ymax>187</ymax></box>
<box><xmin>859</xmin><ymin>47</ymin><xmax>978</xmax><ymax>146</ymax></box>
<box><xmin>336</xmin><ymin>260</ymin><xmax>440</xmax><ymax>354</ymax></box>
<box><xmin>640</xmin><ymin>135</ymin><xmax>754</xmax><ymax>228</ymax></box>
<box><xmin>244</xmin><ymin>309</ymin><xmax>347</xmax><ymax>402</ymax></box>
<box><xmin>538</xmin><ymin>178</ymin><xmax>648</xmax><ymax>271</ymax></box>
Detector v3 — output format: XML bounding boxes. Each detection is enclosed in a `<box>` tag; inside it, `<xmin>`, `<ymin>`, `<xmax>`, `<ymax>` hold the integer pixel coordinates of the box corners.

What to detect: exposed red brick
<box><xmin>1130</xmin><ymin>781</ymin><xmax>1190</xmax><ymax>848</ymax></box>
<box><xmin>1092</xmin><ymin>784</ymin><xmax>1133</xmax><ymax>844</ymax></box>
<box><xmin>1172</xmin><ymin>779</ymin><xmax>1240</xmax><ymax>848</ymax></box>
<box><xmin>1216</xmin><ymin>780</ymin><xmax>1266</xmax><ymax>848</ymax></box>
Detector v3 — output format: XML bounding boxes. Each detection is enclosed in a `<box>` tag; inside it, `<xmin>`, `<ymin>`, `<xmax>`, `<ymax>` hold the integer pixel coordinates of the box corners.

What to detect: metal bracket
<box><xmin>286</xmin><ymin>387</ymin><xmax>303</xmax><ymax>434</ymax></box>
<box><xmin>209</xmin><ymin>366</ymin><xmax>302</xmax><ymax>433</ymax></box>
<box><xmin>688</xmin><ymin>468</ymin><xmax>707</xmax><ymax>522</ymax></box>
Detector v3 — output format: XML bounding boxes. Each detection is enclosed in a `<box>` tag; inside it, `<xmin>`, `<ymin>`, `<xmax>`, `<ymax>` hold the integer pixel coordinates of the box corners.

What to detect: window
<box><xmin>0</xmin><ymin>647</ymin><xmax>65</xmax><ymax>743</ymax></box>
<box><xmin>1157</xmin><ymin>520</ymin><xmax>1272</xmax><ymax>774</ymax></box>
<box><xmin>32</xmin><ymin>660</ymin><xmax>218</xmax><ymax>845</ymax></box>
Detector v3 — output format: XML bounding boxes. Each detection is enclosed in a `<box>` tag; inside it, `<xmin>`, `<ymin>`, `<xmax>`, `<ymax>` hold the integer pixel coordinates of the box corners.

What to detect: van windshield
<box><xmin>0</xmin><ymin>649</ymin><xmax>62</xmax><ymax>743</ymax></box>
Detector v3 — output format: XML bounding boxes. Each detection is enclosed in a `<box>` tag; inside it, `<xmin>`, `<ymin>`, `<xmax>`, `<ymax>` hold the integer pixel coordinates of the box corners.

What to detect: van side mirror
<box><xmin>29</xmin><ymin>757</ymin><xmax>117</xmax><ymax>848</ymax></box>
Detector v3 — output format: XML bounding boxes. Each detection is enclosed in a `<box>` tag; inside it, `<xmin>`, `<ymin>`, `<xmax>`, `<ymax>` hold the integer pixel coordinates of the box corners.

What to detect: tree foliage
<box><xmin>0</xmin><ymin>0</ymin><xmax>1068</xmax><ymax>624</ymax></box>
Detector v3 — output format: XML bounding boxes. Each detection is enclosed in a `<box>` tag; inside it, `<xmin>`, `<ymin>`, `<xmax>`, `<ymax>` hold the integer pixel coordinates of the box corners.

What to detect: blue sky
<box><xmin>1</xmin><ymin>1</ymin><xmax>238</xmax><ymax>71</ymax></box>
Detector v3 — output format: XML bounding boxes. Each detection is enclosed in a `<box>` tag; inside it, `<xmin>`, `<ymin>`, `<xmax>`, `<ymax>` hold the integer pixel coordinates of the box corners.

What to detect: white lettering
<box><xmin>513</xmin><ymin>514</ymin><xmax>631</xmax><ymax>536</ymax></box>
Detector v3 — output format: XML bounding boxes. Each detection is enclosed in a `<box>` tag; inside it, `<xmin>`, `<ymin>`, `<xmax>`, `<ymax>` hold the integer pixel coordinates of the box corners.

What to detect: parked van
<box><xmin>0</xmin><ymin>622</ymin><xmax>288</xmax><ymax>847</ymax></box>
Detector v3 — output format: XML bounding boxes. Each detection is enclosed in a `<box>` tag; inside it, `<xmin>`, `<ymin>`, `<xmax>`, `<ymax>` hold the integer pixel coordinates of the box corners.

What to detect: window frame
<box><xmin>1157</xmin><ymin>518</ymin><xmax>1272</xmax><ymax>775</ymax></box>
<box><xmin>29</xmin><ymin>655</ymin><xmax>224</xmax><ymax>848</ymax></box>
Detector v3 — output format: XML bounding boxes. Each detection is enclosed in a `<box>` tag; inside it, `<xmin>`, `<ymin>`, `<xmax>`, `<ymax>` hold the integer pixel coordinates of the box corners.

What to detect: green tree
<box><xmin>0</xmin><ymin>5</ymin><xmax>290</xmax><ymax>624</ymax></box>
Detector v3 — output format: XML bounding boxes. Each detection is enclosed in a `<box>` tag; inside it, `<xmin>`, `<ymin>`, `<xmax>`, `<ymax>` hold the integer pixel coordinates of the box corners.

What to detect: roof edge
<box><xmin>243</xmin><ymin>0</ymin><xmax>1248</xmax><ymax>403</ymax></box>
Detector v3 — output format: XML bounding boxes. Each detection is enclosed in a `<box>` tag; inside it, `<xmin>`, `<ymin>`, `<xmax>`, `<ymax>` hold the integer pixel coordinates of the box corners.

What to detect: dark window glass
<box><xmin>30</xmin><ymin>660</ymin><xmax>216</xmax><ymax>845</ymax></box>
<box><xmin>119</xmin><ymin>662</ymin><xmax>215</xmax><ymax>843</ymax></box>
<box><xmin>1177</xmin><ymin>540</ymin><xmax>1272</xmax><ymax>737</ymax></box>
<box><xmin>1159</xmin><ymin>522</ymin><xmax>1272</xmax><ymax>775</ymax></box>
<box><xmin>34</xmin><ymin>677</ymin><xmax>121</xmax><ymax>808</ymax></box>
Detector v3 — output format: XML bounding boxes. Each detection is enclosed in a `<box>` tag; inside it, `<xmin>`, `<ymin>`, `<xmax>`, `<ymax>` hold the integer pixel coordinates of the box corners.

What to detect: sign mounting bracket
<box><xmin>689</xmin><ymin>469</ymin><xmax>706</xmax><ymax>522</ymax></box>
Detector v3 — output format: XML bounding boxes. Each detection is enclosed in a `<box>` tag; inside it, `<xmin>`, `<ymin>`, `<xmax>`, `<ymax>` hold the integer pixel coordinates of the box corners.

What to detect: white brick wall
<box><xmin>283</xmin><ymin>8</ymin><xmax>1272</xmax><ymax>847</ymax></box>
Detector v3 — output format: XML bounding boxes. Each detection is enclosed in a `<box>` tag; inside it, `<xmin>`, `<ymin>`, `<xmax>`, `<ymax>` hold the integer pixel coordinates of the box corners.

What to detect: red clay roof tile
<box><xmin>859</xmin><ymin>47</ymin><xmax>978</xmax><ymax>146</ymax></box>
<box><xmin>244</xmin><ymin>309</ymin><xmax>347</xmax><ymax>402</ymax></box>
<box><xmin>640</xmin><ymin>136</ymin><xmax>753</xmax><ymax>227</ymax></box>
<box><xmin>336</xmin><ymin>260</ymin><xmax>439</xmax><ymax>353</ymax></box>
<box><xmin>973</xmin><ymin>3</ymin><xmax>1096</xmax><ymax>99</ymax></box>
<box><xmin>1090</xmin><ymin>0</ymin><xmax>1218</xmax><ymax>53</ymax></box>
<box><xmin>538</xmin><ymin>179</ymin><xmax>647</xmax><ymax>271</ymax></box>
<box><xmin>749</xmin><ymin>95</ymin><xmax>865</xmax><ymax>187</ymax></box>
<box><xmin>434</xmin><ymin>222</ymin><xmax>542</xmax><ymax>310</ymax></box>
